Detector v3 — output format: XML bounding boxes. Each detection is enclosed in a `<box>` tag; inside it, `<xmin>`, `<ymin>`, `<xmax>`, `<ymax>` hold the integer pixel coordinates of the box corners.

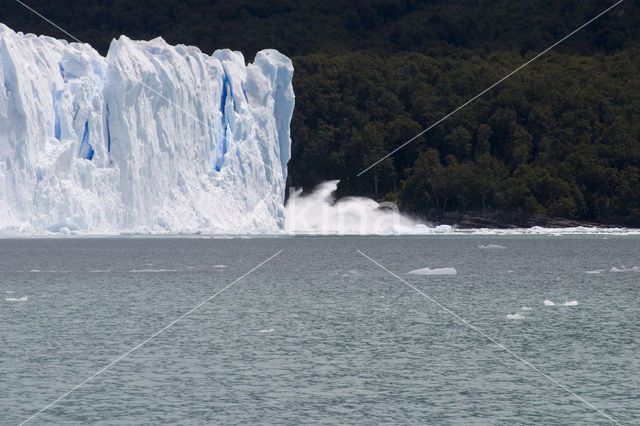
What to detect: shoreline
<box><xmin>421</xmin><ymin>209</ymin><xmax>640</xmax><ymax>230</ymax></box>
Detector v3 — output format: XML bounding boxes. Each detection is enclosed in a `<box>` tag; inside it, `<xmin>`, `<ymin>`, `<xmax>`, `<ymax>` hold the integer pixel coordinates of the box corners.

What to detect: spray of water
<box><xmin>284</xmin><ymin>180</ymin><xmax>452</xmax><ymax>235</ymax></box>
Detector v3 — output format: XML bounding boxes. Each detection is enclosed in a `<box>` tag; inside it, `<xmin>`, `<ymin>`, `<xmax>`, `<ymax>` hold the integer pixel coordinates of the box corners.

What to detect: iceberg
<box><xmin>407</xmin><ymin>267</ymin><xmax>457</xmax><ymax>276</ymax></box>
<box><xmin>0</xmin><ymin>24</ymin><xmax>294</xmax><ymax>234</ymax></box>
<box><xmin>478</xmin><ymin>244</ymin><xmax>507</xmax><ymax>250</ymax></box>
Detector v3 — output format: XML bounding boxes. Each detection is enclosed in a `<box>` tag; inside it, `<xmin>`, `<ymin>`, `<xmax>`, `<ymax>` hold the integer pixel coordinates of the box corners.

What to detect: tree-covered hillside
<box><xmin>3</xmin><ymin>0</ymin><xmax>640</xmax><ymax>225</ymax></box>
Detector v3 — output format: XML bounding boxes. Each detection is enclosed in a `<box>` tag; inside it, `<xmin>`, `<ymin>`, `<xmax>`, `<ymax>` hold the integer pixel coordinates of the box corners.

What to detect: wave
<box><xmin>285</xmin><ymin>180</ymin><xmax>448</xmax><ymax>235</ymax></box>
<box><xmin>6</xmin><ymin>296</ymin><xmax>28</xmax><ymax>302</ymax></box>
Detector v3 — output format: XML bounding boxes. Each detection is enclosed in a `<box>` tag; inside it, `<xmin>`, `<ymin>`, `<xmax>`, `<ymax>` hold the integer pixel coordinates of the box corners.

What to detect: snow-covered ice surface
<box><xmin>0</xmin><ymin>24</ymin><xmax>293</xmax><ymax>234</ymax></box>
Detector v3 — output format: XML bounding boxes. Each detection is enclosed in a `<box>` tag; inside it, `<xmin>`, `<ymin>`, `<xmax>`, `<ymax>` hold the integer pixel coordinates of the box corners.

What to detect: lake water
<box><xmin>1</xmin><ymin>236</ymin><xmax>638</xmax><ymax>424</ymax></box>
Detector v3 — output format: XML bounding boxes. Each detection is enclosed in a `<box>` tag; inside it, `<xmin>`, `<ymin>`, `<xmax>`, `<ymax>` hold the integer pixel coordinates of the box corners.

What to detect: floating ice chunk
<box><xmin>478</xmin><ymin>244</ymin><xmax>507</xmax><ymax>249</ymax></box>
<box><xmin>561</xmin><ymin>300</ymin><xmax>579</xmax><ymax>306</ymax></box>
<box><xmin>6</xmin><ymin>296</ymin><xmax>28</xmax><ymax>302</ymax></box>
<box><xmin>507</xmin><ymin>312</ymin><xmax>525</xmax><ymax>319</ymax></box>
<box><xmin>520</xmin><ymin>306</ymin><xmax>532</xmax><ymax>311</ymax></box>
<box><xmin>212</xmin><ymin>265</ymin><xmax>227</xmax><ymax>268</ymax></box>
<box><xmin>258</xmin><ymin>328</ymin><xmax>274</xmax><ymax>333</ymax></box>
<box><xmin>433</xmin><ymin>225</ymin><xmax>453</xmax><ymax>233</ymax></box>
<box><xmin>585</xmin><ymin>270</ymin><xmax>603</xmax><ymax>274</ymax></box>
<box><xmin>543</xmin><ymin>300</ymin><xmax>555</xmax><ymax>306</ymax></box>
<box><xmin>408</xmin><ymin>267</ymin><xmax>457</xmax><ymax>276</ymax></box>
<box><xmin>609</xmin><ymin>266</ymin><xmax>639</xmax><ymax>273</ymax></box>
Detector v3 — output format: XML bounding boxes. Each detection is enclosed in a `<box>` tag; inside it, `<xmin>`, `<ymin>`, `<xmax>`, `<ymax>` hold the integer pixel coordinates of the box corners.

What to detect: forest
<box><xmin>3</xmin><ymin>0</ymin><xmax>640</xmax><ymax>225</ymax></box>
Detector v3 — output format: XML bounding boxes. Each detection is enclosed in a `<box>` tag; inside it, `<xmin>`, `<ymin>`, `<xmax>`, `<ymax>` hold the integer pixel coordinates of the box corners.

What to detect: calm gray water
<box><xmin>1</xmin><ymin>236</ymin><xmax>639</xmax><ymax>425</ymax></box>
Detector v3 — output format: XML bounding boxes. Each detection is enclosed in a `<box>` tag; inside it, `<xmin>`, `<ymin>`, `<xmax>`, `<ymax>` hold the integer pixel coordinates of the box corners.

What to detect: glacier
<box><xmin>0</xmin><ymin>24</ymin><xmax>294</xmax><ymax>234</ymax></box>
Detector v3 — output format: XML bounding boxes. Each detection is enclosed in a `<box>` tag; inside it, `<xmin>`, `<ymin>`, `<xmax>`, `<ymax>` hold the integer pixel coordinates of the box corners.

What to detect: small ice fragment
<box><xmin>585</xmin><ymin>270</ymin><xmax>603</xmax><ymax>274</ymax></box>
<box><xmin>433</xmin><ymin>225</ymin><xmax>452</xmax><ymax>233</ymax></box>
<box><xmin>561</xmin><ymin>300</ymin><xmax>578</xmax><ymax>306</ymax></box>
<box><xmin>408</xmin><ymin>267</ymin><xmax>457</xmax><ymax>276</ymax></box>
<box><xmin>610</xmin><ymin>265</ymin><xmax>640</xmax><ymax>273</ymax></box>
<box><xmin>258</xmin><ymin>328</ymin><xmax>274</xmax><ymax>333</ymax></box>
<box><xmin>6</xmin><ymin>296</ymin><xmax>28</xmax><ymax>302</ymax></box>
<box><xmin>478</xmin><ymin>244</ymin><xmax>507</xmax><ymax>249</ymax></box>
<box><xmin>520</xmin><ymin>306</ymin><xmax>532</xmax><ymax>311</ymax></box>
<box><xmin>507</xmin><ymin>312</ymin><xmax>525</xmax><ymax>319</ymax></box>
<box><xmin>543</xmin><ymin>300</ymin><xmax>555</xmax><ymax>306</ymax></box>
<box><xmin>212</xmin><ymin>265</ymin><xmax>227</xmax><ymax>268</ymax></box>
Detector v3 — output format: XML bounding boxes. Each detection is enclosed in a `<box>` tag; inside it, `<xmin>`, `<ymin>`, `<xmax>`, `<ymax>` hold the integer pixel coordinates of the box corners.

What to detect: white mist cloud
<box><xmin>284</xmin><ymin>180</ymin><xmax>452</xmax><ymax>235</ymax></box>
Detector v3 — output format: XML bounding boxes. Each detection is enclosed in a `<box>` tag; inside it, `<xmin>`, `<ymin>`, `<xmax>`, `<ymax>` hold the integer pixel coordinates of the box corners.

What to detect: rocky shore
<box><xmin>421</xmin><ymin>210</ymin><xmax>640</xmax><ymax>229</ymax></box>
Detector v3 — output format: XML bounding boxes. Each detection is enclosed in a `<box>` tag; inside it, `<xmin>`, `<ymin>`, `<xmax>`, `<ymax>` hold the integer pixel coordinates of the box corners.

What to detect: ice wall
<box><xmin>0</xmin><ymin>24</ymin><xmax>294</xmax><ymax>234</ymax></box>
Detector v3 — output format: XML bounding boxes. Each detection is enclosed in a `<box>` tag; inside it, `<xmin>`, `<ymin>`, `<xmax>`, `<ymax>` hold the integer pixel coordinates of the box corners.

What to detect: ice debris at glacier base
<box><xmin>0</xmin><ymin>24</ymin><xmax>294</xmax><ymax>234</ymax></box>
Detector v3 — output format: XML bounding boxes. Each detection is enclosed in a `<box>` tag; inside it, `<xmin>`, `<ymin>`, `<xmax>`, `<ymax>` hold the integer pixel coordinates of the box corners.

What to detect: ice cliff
<box><xmin>0</xmin><ymin>24</ymin><xmax>294</xmax><ymax>234</ymax></box>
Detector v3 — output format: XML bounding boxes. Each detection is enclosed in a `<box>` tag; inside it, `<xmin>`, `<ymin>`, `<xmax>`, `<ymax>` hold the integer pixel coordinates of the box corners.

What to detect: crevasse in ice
<box><xmin>0</xmin><ymin>24</ymin><xmax>294</xmax><ymax>234</ymax></box>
